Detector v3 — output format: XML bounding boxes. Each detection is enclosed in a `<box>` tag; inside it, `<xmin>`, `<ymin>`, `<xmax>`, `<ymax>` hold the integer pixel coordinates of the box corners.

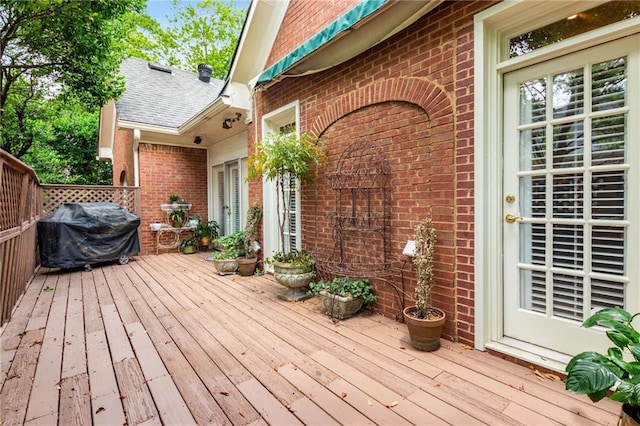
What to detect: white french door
<box><xmin>212</xmin><ymin>162</ymin><xmax>241</xmax><ymax>236</ymax></box>
<box><xmin>503</xmin><ymin>36</ymin><xmax>639</xmax><ymax>356</ymax></box>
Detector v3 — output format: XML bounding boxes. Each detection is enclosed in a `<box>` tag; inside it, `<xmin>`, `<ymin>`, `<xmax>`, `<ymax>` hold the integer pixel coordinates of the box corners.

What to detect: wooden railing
<box><xmin>0</xmin><ymin>150</ymin><xmax>41</xmax><ymax>327</ymax></box>
<box><xmin>0</xmin><ymin>150</ymin><xmax>142</xmax><ymax>327</ymax></box>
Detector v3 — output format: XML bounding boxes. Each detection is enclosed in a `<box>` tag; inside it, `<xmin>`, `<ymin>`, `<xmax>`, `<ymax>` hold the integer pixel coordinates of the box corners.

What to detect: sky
<box><xmin>145</xmin><ymin>0</ymin><xmax>199</xmax><ymax>28</ymax></box>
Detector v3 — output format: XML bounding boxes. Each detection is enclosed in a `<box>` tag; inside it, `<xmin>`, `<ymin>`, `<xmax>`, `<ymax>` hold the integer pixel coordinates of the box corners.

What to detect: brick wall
<box><xmin>138</xmin><ymin>143</ymin><xmax>209</xmax><ymax>254</ymax></box>
<box><xmin>253</xmin><ymin>0</ymin><xmax>490</xmax><ymax>345</ymax></box>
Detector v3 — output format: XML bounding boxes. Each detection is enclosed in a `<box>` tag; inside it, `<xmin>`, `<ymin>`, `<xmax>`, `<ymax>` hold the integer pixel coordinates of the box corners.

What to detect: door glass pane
<box><xmin>552</xmin><ymin>273</ymin><xmax>583</xmax><ymax>321</ymax></box>
<box><xmin>217</xmin><ymin>170</ymin><xmax>226</xmax><ymax>235</ymax></box>
<box><xmin>520</xmin><ymin>128</ymin><xmax>546</xmax><ymax>171</ymax></box>
<box><xmin>552</xmin><ymin>173</ymin><xmax>583</xmax><ymax>219</ymax></box>
<box><xmin>592</xmin><ymin>57</ymin><xmax>627</xmax><ymax>111</ymax></box>
<box><xmin>519</xmin><ymin>223</ymin><xmax>545</xmax><ymax>265</ymax></box>
<box><xmin>552</xmin><ymin>121</ymin><xmax>584</xmax><ymax>168</ymax></box>
<box><xmin>520</xmin><ymin>269</ymin><xmax>546</xmax><ymax>313</ymax></box>
<box><xmin>520</xmin><ymin>79</ymin><xmax>546</xmax><ymax>124</ymax></box>
<box><xmin>552</xmin><ymin>224</ymin><xmax>583</xmax><ymax>270</ymax></box>
<box><xmin>592</xmin><ymin>227</ymin><xmax>625</xmax><ymax>275</ymax></box>
<box><xmin>553</xmin><ymin>69</ymin><xmax>584</xmax><ymax>118</ymax></box>
<box><xmin>591</xmin><ymin>278</ymin><xmax>625</xmax><ymax>313</ymax></box>
<box><xmin>232</xmin><ymin>167</ymin><xmax>240</xmax><ymax>232</ymax></box>
<box><xmin>592</xmin><ymin>114</ymin><xmax>626</xmax><ymax>166</ymax></box>
<box><xmin>592</xmin><ymin>171</ymin><xmax>625</xmax><ymax>220</ymax></box>
<box><xmin>520</xmin><ymin>175</ymin><xmax>546</xmax><ymax>218</ymax></box>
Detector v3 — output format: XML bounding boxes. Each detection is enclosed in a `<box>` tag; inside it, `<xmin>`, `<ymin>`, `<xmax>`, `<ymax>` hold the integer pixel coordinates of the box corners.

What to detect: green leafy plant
<box><xmin>169</xmin><ymin>194</ymin><xmax>180</xmax><ymax>204</ymax></box>
<box><xmin>410</xmin><ymin>217</ymin><xmax>439</xmax><ymax>320</ymax></box>
<box><xmin>169</xmin><ymin>209</ymin><xmax>185</xmax><ymax>227</ymax></box>
<box><xmin>309</xmin><ymin>277</ymin><xmax>376</xmax><ymax>305</ymax></box>
<box><xmin>212</xmin><ymin>247</ymin><xmax>238</xmax><ymax>260</ymax></box>
<box><xmin>565</xmin><ymin>307</ymin><xmax>640</xmax><ymax>414</ymax></box>
<box><xmin>219</xmin><ymin>230</ymin><xmax>245</xmax><ymax>253</ymax></box>
<box><xmin>266</xmin><ymin>249</ymin><xmax>315</xmax><ymax>270</ymax></box>
<box><xmin>247</xmin><ymin>132</ymin><xmax>326</xmax><ymax>257</ymax></box>
<box><xmin>196</xmin><ymin>220</ymin><xmax>219</xmax><ymax>240</ymax></box>
<box><xmin>179</xmin><ymin>236</ymin><xmax>198</xmax><ymax>249</ymax></box>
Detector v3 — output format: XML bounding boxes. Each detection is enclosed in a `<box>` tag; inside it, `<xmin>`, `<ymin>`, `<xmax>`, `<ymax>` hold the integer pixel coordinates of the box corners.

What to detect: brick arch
<box><xmin>310</xmin><ymin>78</ymin><xmax>453</xmax><ymax>136</ymax></box>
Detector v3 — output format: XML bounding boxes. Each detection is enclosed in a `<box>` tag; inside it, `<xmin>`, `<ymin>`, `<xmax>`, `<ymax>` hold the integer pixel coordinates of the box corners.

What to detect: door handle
<box><xmin>505</xmin><ymin>213</ymin><xmax>522</xmax><ymax>224</ymax></box>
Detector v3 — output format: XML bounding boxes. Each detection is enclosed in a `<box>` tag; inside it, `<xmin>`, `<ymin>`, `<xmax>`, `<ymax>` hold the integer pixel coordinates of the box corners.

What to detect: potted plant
<box><xmin>196</xmin><ymin>220</ymin><xmax>219</xmax><ymax>248</ymax></box>
<box><xmin>309</xmin><ymin>277</ymin><xmax>376</xmax><ymax>320</ymax></box>
<box><xmin>211</xmin><ymin>247</ymin><xmax>239</xmax><ymax>275</ymax></box>
<box><xmin>565</xmin><ymin>308</ymin><xmax>640</xmax><ymax>424</ymax></box>
<box><xmin>168</xmin><ymin>194</ymin><xmax>180</xmax><ymax>207</ymax></box>
<box><xmin>219</xmin><ymin>231</ymin><xmax>245</xmax><ymax>256</ymax></box>
<box><xmin>247</xmin><ymin>131</ymin><xmax>326</xmax><ymax>300</ymax></box>
<box><xmin>402</xmin><ymin>217</ymin><xmax>446</xmax><ymax>351</ymax></box>
<box><xmin>179</xmin><ymin>236</ymin><xmax>198</xmax><ymax>254</ymax></box>
<box><xmin>238</xmin><ymin>203</ymin><xmax>263</xmax><ymax>276</ymax></box>
<box><xmin>169</xmin><ymin>209</ymin><xmax>185</xmax><ymax>228</ymax></box>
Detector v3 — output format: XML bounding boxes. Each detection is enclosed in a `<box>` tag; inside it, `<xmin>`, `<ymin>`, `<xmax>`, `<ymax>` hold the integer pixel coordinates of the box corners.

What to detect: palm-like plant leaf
<box><xmin>565</xmin><ymin>353</ymin><xmax>621</xmax><ymax>401</ymax></box>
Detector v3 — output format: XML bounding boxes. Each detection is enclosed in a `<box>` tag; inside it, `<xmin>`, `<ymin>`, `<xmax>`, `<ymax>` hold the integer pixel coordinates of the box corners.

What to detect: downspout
<box><xmin>133</xmin><ymin>128</ymin><xmax>141</xmax><ymax>187</ymax></box>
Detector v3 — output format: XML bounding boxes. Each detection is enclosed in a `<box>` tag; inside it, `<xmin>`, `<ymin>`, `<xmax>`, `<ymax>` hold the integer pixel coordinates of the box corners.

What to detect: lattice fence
<box><xmin>41</xmin><ymin>185</ymin><xmax>141</xmax><ymax>216</ymax></box>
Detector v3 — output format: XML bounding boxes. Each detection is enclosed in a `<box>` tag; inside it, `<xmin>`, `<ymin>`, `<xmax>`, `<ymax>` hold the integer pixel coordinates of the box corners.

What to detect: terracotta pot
<box><xmin>200</xmin><ymin>236</ymin><xmax>211</xmax><ymax>247</ymax></box>
<box><xmin>403</xmin><ymin>306</ymin><xmax>446</xmax><ymax>352</ymax></box>
<box><xmin>237</xmin><ymin>257</ymin><xmax>258</xmax><ymax>276</ymax></box>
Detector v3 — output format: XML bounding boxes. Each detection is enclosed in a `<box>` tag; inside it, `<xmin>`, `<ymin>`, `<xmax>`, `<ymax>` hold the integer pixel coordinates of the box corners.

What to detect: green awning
<box><xmin>255</xmin><ymin>0</ymin><xmax>390</xmax><ymax>87</ymax></box>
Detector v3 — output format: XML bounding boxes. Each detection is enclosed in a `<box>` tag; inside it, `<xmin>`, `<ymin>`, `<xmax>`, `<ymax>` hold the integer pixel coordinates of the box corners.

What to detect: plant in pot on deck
<box><xmin>403</xmin><ymin>217</ymin><xmax>446</xmax><ymax>351</ymax></box>
<box><xmin>196</xmin><ymin>220</ymin><xmax>219</xmax><ymax>249</ymax></box>
<box><xmin>565</xmin><ymin>308</ymin><xmax>640</xmax><ymax>425</ymax></box>
<box><xmin>247</xmin><ymin>131</ymin><xmax>327</xmax><ymax>301</ymax></box>
<box><xmin>309</xmin><ymin>276</ymin><xmax>376</xmax><ymax>320</ymax></box>
<box><xmin>237</xmin><ymin>203</ymin><xmax>263</xmax><ymax>277</ymax></box>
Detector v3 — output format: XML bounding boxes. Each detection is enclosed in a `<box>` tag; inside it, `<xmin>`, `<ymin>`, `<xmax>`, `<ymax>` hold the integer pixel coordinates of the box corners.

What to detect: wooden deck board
<box><xmin>0</xmin><ymin>253</ymin><xmax>622</xmax><ymax>426</ymax></box>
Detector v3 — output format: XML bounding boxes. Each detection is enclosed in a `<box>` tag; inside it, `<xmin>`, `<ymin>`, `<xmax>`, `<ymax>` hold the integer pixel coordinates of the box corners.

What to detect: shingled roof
<box><xmin>116</xmin><ymin>58</ymin><xmax>224</xmax><ymax>129</ymax></box>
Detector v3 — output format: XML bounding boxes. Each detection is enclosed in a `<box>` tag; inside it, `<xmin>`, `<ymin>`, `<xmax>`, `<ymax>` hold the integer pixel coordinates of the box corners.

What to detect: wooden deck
<box><xmin>0</xmin><ymin>253</ymin><xmax>621</xmax><ymax>425</ymax></box>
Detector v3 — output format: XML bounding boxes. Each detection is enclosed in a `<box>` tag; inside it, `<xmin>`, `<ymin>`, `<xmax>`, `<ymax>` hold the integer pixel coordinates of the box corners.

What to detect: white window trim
<box><xmin>262</xmin><ymin>101</ymin><xmax>301</xmax><ymax>261</ymax></box>
<box><xmin>474</xmin><ymin>0</ymin><xmax>640</xmax><ymax>367</ymax></box>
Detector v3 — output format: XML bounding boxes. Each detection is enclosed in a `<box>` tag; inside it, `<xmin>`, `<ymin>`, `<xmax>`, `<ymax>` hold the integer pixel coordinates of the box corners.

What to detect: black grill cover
<box><xmin>38</xmin><ymin>202</ymin><xmax>140</xmax><ymax>268</ymax></box>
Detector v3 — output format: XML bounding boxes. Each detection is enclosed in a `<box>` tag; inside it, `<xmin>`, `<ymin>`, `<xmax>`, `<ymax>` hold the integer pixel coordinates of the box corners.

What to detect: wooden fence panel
<box><xmin>0</xmin><ymin>150</ymin><xmax>41</xmax><ymax>327</ymax></box>
<box><xmin>41</xmin><ymin>185</ymin><xmax>140</xmax><ymax>216</ymax></box>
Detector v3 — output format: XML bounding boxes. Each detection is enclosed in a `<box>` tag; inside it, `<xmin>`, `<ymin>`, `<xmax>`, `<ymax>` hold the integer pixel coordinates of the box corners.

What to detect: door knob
<box><xmin>505</xmin><ymin>213</ymin><xmax>522</xmax><ymax>224</ymax></box>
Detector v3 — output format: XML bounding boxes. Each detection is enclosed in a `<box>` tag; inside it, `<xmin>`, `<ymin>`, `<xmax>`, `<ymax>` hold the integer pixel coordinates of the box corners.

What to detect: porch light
<box><xmin>403</xmin><ymin>240</ymin><xmax>415</xmax><ymax>257</ymax></box>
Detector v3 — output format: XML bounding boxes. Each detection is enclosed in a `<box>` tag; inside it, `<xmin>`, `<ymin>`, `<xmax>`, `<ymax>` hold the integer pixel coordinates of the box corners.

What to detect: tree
<box><xmin>126</xmin><ymin>0</ymin><xmax>246</xmax><ymax>78</ymax></box>
<box><xmin>0</xmin><ymin>0</ymin><xmax>145</xmax><ymax>158</ymax></box>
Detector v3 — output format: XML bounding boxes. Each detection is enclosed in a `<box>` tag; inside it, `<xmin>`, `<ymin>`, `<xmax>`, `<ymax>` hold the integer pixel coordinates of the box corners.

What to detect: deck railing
<box><xmin>0</xmin><ymin>149</ymin><xmax>141</xmax><ymax>326</ymax></box>
<box><xmin>0</xmin><ymin>150</ymin><xmax>42</xmax><ymax>326</ymax></box>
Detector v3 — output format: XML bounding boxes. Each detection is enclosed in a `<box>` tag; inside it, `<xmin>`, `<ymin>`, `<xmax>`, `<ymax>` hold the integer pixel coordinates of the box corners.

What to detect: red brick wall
<box><xmin>138</xmin><ymin>143</ymin><xmax>209</xmax><ymax>254</ymax></box>
<box><xmin>253</xmin><ymin>0</ymin><xmax>490</xmax><ymax>345</ymax></box>
<box><xmin>266</xmin><ymin>0</ymin><xmax>359</xmax><ymax>67</ymax></box>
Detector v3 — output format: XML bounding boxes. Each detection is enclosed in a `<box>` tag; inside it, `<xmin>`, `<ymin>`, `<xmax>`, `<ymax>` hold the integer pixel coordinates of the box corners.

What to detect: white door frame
<box><xmin>474</xmin><ymin>0</ymin><xmax>640</xmax><ymax>370</ymax></box>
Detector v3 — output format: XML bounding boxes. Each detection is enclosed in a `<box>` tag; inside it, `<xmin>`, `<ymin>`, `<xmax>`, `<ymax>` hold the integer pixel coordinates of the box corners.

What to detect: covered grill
<box><xmin>38</xmin><ymin>202</ymin><xmax>140</xmax><ymax>269</ymax></box>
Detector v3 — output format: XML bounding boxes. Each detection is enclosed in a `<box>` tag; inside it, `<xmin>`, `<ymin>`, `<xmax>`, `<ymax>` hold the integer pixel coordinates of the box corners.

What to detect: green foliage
<box><xmin>212</xmin><ymin>247</ymin><xmax>238</xmax><ymax>260</ymax></box>
<box><xmin>309</xmin><ymin>277</ymin><xmax>376</xmax><ymax>305</ymax></box>
<box><xmin>124</xmin><ymin>0</ymin><xmax>246</xmax><ymax>78</ymax></box>
<box><xmin>267</xmin><ymin>250</ymin><xmax>315</xmax><ymax>270</ymax></box>
<box><xmin>1</xmin><ymin>0</ymin><xmax>144</xmax><ymax>158</ymax></box>
<box><xmin>168</xmin><ymin>194</ymin><xmax>180</xmax><ymax>203</ymax></box>
<box><xmin>179</xmin><ymin>236</ymin><xmax>198</xmax><ymax>248</ymax></box>
<box><xmin>412</xmin><ymin>218</ymin><xmax>437</xmax><ymax>318</ymax></box>
<box><xmin>196</xmin><ymin>220</ymin><xmax>219</xmax><ymax>240</ymax></box>
<box><xmin>247</xmin><ymin>132</ymin><xmax>326</xmax><ymax>255</ymax></box>
<box><xmin>219</xmin><ymin>230</ymin><xmax>245</xmax><ymax>252</ymax></box>
<box><xmin>565</xmin><ymin>307</ymin><xmax>640</xmax><ymax>407</ymax></box>
<box><xmin>17</xmin><ymin>95</ymin><xmax>112</xmax><ymax>184</ymax></box>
